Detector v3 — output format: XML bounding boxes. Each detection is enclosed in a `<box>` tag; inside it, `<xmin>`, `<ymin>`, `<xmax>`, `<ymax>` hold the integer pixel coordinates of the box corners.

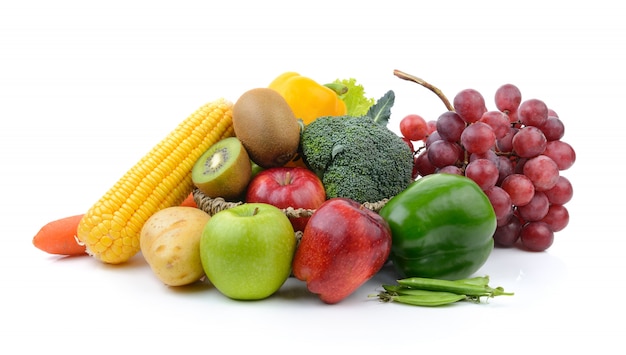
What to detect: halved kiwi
<box><xmin>191</xmin><ymin>137</ymin><xmax>252</xmax><ymax>200</ymax></box>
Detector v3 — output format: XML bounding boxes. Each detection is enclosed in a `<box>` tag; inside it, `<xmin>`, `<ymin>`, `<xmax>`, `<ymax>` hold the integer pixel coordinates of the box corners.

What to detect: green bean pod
<box><xmin>374</xmin><ymin>275</ymin><xmax>514</xmax><ymax>307</ymax></box>
<box><xmin>383</xmin><ymin>286</ymin><xmax>467</xmax><ymax>298</ymax></box>
<box><xmin>457</xmin><ymin>275</ymin><xmax>490</xmax><ymax>287</ymax></box>
<box><xmin>378</xmin><ymin>290</ymin><xmax>467</xmax><ymax>307</ymax></box>
<box><xmin>396</xmin><ymin>277</ymin><xmax>514</xmax><ymax>297</ymax></box>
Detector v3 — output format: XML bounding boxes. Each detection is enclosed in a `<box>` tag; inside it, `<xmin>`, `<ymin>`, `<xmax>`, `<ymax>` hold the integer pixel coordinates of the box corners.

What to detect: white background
<box><xmin>1</xmin><ymin>0</ymin><xmax>623</xmax><ymax>353</ymax></box>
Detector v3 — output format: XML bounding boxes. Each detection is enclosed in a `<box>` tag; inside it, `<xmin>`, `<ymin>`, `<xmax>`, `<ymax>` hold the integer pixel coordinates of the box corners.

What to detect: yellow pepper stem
<box><xmin>323</xmin><ymin>82</ymin><xmax>348</xmax><ymax>96</ymax></box>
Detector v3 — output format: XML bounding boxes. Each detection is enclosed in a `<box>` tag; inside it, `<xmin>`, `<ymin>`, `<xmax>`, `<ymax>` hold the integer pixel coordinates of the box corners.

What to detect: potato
<box><xmin>140</xmin><ymin>206</ymin><xmax>211</xmax><ymax>286</ymax></box>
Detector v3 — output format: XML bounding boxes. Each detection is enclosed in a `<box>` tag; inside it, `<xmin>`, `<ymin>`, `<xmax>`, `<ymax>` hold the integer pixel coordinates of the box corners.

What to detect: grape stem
<box><xmin>393</xmin><ymin>69</ymin><xmax>454</xmax><ymax>111</ymax></box>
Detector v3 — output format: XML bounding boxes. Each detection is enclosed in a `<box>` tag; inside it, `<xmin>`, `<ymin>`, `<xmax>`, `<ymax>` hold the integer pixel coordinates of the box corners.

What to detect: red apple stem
<box><xmin>282</xmin><ymin>171</ymin><xmax>293</xmax><ymax>186</ymax></box>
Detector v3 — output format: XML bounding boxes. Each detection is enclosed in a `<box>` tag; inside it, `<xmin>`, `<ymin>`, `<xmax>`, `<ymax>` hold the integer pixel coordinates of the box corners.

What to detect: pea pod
<box><xmin>458</xmin><ymin>275</ymin><xmax>491</xmax><ymax>287</ymax></box>
<box><xmin>397</xmin><ymin>277</ymin><xmax>514</xmax><ymax>297</ymax></box>
<box><xmin>379</xmin><ymin>290</ymin><xmax>467</xmax><ymax>307</ymax></box>
<box><xmin>374</xmin><ymin>275</ymin><xmax>514</xmax><ymax>307</ymax></box>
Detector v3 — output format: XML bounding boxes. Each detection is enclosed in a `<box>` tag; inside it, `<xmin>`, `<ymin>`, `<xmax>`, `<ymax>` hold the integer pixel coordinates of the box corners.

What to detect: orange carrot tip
<box><xmin>33</xmin><ymin>214</ymin><xmax>87</xmax><ymax>256</ymax></box>
<box><xmin>179</xmin><ymin>192</ymin><xmax>198</xmax><ymax>208</ymax></box>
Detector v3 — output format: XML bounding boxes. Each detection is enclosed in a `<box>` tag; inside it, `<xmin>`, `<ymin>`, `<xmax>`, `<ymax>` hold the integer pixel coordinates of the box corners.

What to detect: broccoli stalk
<box><xmin>300</xmin><ymin>90</ymin><xmax>414</xmax><ymax>203</ymax></box>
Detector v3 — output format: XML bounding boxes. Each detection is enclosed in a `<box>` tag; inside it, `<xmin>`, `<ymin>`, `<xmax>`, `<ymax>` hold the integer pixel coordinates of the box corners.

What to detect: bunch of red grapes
<box><xmin>399</xmin><ymin>84</ymin><xmax>575</xmax><ymax>252</ymax></box>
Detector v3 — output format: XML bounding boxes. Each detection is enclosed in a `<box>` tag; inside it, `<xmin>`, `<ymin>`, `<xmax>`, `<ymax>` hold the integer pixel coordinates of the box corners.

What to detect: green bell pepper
<box><xmin>379</xmin><ymin>173</ymin><xmax>496</xmax><ymax>280</ymax></box>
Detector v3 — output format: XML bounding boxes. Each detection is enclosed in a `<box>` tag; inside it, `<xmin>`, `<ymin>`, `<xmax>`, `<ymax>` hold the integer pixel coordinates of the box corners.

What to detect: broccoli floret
<box><xmin>301</xmin><ymin>114</ymin><xmax>414</xmax><ymax>203</ymax></box>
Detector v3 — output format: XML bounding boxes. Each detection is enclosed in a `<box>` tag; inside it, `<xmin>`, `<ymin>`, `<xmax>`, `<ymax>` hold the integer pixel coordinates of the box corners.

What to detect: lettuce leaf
<box><xmin>333</xmin><ymin>78</ymin><xmax>376</xmax><ymax>117</ymax></box>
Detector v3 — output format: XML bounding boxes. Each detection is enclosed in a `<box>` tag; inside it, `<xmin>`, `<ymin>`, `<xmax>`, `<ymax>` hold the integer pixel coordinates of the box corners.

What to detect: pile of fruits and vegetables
<box><xmin>32</xmin><ymin>69</ymin><xmax>575</xmax><ymax>306</ymax></box>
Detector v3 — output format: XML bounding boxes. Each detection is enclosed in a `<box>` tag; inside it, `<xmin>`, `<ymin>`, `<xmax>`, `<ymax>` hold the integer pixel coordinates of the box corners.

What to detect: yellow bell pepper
<box><xmin>268</xmin><ymin>72</ymin><xmax>347</xmax><ymax>125</ymax></box>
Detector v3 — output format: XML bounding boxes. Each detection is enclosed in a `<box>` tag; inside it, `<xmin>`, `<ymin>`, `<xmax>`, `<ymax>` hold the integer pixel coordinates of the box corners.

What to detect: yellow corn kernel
<box><xmin>77</xmin><ymin>98</ymin><xmax>234</xmax><ymax>264</ymax></box>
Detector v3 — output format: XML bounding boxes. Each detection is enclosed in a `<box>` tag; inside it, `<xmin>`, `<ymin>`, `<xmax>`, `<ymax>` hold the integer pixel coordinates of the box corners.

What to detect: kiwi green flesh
<box><xmin>191</xmin><ymin>137</ymin><xmax>251</xmax><ymax>199</ymax></box>
<box><xmin>203</xmin><ymin>147</ymin><xmax>232</xmax><ymax>175</ymax></box>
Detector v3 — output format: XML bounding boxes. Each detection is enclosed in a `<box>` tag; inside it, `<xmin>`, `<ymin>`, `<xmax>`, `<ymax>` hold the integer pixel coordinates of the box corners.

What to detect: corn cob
<box><xmin>77</xmin><ymin>98</ymin><xmax>234</xmax><ymax>264</ymax></box>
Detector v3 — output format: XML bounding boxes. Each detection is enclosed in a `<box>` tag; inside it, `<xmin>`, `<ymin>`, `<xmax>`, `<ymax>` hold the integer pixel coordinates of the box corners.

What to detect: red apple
<box><xmin>292</xmin><ymin>197</ymin><xmax>392</xmax><ymax>304</ymax></box>
<box><xmin>245</xmin><ymin>167</ymin><xmax>326</xmax><ymax>232</ymax></box>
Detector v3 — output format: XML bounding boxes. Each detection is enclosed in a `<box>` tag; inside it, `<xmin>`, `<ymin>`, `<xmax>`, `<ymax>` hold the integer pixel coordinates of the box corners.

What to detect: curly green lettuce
<box><xmin>333</xmin><ymin>78</ymin><xmax>376</xmax><ymax>117</ymax></box>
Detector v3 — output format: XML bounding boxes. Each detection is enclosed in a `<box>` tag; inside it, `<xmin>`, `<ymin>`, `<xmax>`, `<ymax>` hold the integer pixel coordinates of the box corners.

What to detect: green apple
<box><xmin>200</xmin><ymin>203</ymin><xmax>296</xmax><ymax>300</ymax></box>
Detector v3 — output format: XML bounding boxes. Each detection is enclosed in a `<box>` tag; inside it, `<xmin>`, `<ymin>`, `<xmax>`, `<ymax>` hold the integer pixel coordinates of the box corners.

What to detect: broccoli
<box><xmin>300</xmin><ymin>90</ymin><xmax>414</xmax><ymax>203</ymax></box>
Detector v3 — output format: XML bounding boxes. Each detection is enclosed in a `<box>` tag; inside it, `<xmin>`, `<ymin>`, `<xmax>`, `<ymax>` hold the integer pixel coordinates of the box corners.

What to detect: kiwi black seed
<box><xmin>191</xmin><ymin>137</ymin><xmax>252</xmax><ymax>200</ymax></box>
<box><xmin>232</xmin><ymin>88</ymin><xmax>301</xmax><ymax>168</ymax></box>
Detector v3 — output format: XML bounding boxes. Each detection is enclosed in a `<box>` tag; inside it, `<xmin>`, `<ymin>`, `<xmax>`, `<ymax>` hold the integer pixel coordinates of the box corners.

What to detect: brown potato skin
<box><xmin>140</xmin><ymin>207</ymin><xmax>211</xmax><ymax>286</ymax></box>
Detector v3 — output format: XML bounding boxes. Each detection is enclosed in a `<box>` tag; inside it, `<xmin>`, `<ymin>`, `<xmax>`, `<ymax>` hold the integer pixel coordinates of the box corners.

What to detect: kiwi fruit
<box><xmin>232</xmin><ymin>88</ymin><xmax>301</xmax><ymax>168</ymax></box>
<box><xmin>191</xmin><ymin>137</ymin><xmax>252</xmax><ymax>200</ymax></box>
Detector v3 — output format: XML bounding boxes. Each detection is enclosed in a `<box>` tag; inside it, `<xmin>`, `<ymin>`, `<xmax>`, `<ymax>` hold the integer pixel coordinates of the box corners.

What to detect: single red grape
<box><xmin>453</xmin><ymin>88</ymin><xmax>487</xmax><ymax>123</ymax></box>
<box><xmin>543</xmin><ymin>175</ymin><xmax>573</xmax><ymax>205</ymax></box>
<box><xmin>493</xmin><ymin>215</ymin><xmax>522</xmax><ymax>247</ymax></box>
<box><xmin>543</xmin><ymin>140</ymin><xmax>576</xmax><ymax>170</ymax></box>
<box><xmin>540</xmin><ymin>204</ymin><xmax>569</xmax><ymax>232</ymax></box>
<box><xmin>494</xmin><ymin>83</ymin><xmax>522</xmax><ymax>114</ymax></box>
<box><xmin>461</xmin><ymin>122</ymin><xmax>496</xmax><ymax>154</ymax></box>
<box><xmin>496</xmin><ymin>155</ymin><xmax>514</xmax><ymax>185</ymax></box>
<box><xmin>538</xmin><ymin>116</ymin><xmax>565</xmax><ymax>141</ymax></box>
<box><xmin>517</xmin><ymin>191</ymin><xmax>550</xmax><ymax>221</ymax></box>
<box><xmin>501</xmin><ymin>173</ymin><xmax>535</xmax><ymax>206</ymax></box>
<box><xmin>428</xmin><ymin>140</ymin><xmax>461</xmax><ymax>168</ymax></box>
<box><xmin>414</xmin><ymin>149</ymin><xmax>436</xmax><ymax>177</ymax></box>
<box><xmin>484</xmin><ymin>186</ymin><xmax>513</xmax><ymax>225</ymax></box>
<box><xmin>426</xmin><ymin>120</ymin><xmax>438</xmax><ymax>135</ymax></box>
<box><xmin>400</xmin><ymin>114</ymin><xmax>429</xmax><ymax>141</ymax></box>
<box><xmin>479</xmin><ymin>110</ymin><xmax>510</xmax><ymax>139</ymax></box>
<box><xmin>518</xmin><ymin>98</ymin><xmax>548</xmax><ymax>127</ymax></box>
<box><xmin>523</xmin><ymin>155</ymin><xmax>560</xmax><ymax>191</ymax></box>
<box><xmin>512</xmin><ymin>126</ymin><xmax>547</xmax><ymax>158</ymax></box>
<box><xmin>519</xmin><ymin>221</ymin><xmax>554</xmax><ymax>252</ymax></box>
<box><xmin>436</xmin><ymin>111</ymin><xmax>466</xmax><ymax>142</ymax></box>
<box><xmin>465</xmin><ymin>158</ymin><xmax>499</xmax><ymax>190</ymax></box>
<box><xmin>425</xmin><ymin>130</ymin><xmax>441</xmax><ymax>147</ymax></box>
<box><xmin>496</xmin><ymin>126</ymin><xmax>518</xmax><ymax>153</ymax></box>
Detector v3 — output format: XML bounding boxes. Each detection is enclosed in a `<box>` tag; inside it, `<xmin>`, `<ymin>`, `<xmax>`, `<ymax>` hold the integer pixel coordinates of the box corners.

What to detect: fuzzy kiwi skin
<box><xmin>192</xmin><ymin>137</ymin><xmax>252</xmax><ymax>201</ymax></box>
<box><xmin>232</xmin><ymin>88</ymin><xmax>301</xmax><ymax>168</ymax></box>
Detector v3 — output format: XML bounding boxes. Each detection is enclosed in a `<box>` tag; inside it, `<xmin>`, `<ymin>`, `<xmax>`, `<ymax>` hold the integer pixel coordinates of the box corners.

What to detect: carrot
<box><xmin>32</xmin><ymin>214</ymin><xmax>87</xmax><ymax>256</ymax></box>
<box><xmin>179</xmin><ymin>192</ymin><xmax>197</xmax><ymax>208</ymax></box>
